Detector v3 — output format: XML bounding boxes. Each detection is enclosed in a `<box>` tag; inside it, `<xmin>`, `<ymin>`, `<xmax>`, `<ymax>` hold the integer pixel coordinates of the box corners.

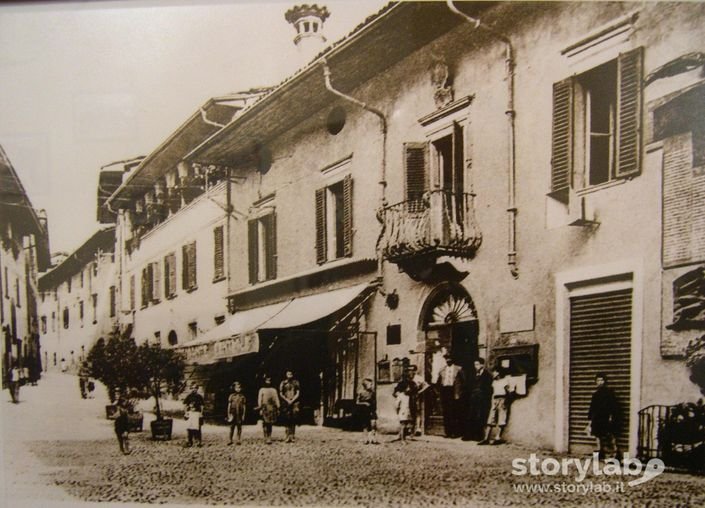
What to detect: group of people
<box><xmin>178</xmin><ymin>369</ymin><xmax>302</xmax><ymax>449</ymax></box>
<box><xmin>5</xmin><ymin>360</ymin><xmax>40</xmax><ymax>403</ymax></box>
<box><xmin>389</xmin><ymin>354</ymin><xmax>515</xmax><ymax>445</ymax></box>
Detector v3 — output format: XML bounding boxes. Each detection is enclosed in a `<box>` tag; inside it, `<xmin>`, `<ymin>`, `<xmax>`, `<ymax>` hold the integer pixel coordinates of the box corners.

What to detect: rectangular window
<box><xmin>164</xmin><ymin>253</ymin><xmax>177</xmax><ymax>298</ymax></box>
<box><xmin>40</xmin><ymin>316</ymin><xmax>47</xmax><ymax>334</ymax></box>
<box><xmin>92</xmin><ymin>294</ymin><xmax>98</xmax><ymax>323</ymax></box>
<box><xmin>386</xmin><ymin>324</ymin><xmax>402</xmax><ymax>345</ymax></box>
<box><xmin>182</xmin><ymin>242</ymin><xmax>197</xmax><ymax>291</ymax></box>
<box><xmin>109</xmin><ymin>286</ymin><xmax>116</xmax><ymax>318</ymax></box>
<box><xmin>79</xmin><ymin>300</ymin><xmax>84</xmax><ymax>325</ymax></box>
<box><xmin>188</xmin><ymin>321</ymin><xmax>198</xmax><ymax>341</ymax></box>
<box><xmin>80</xmin><ymin>270</ymin><xmax>84</xmax><ymax>288</ymax></box>
<box><xmin>315</xmin><ymin>175</ymin><xmax>353</xmax><ymax>264</ymax></box>
<box><xmin>248</xmin><ymin>213</ymin><xmax>276</xmax><ymax>283</ymax></box>
<box><xmin>550</xmin><ymin>47</ymin><xmax>643</xmax><ymax>200</ymax></box>
<box><xmin>63</xmin><ymin>307</ymin><xmax>69</xmax><ymax>329</ymax></box>
<box><xmin>51</xmin><ymin>311</ymin><xmax>56</xmax><ymax>332</ymax></box>
<box><xmin>214</xmin><ymin>315</ymin><xmax>225</xmax><ymax>325</ymax></box>
<box><xmin>213</xmin><ymin>225</ymin><xmax>225</xmax><ymax>281</ymax></box>
<box><xmin>129</xmin><ymin>274</ymin><xmax>135</xmax><ymax>311</ymax></box>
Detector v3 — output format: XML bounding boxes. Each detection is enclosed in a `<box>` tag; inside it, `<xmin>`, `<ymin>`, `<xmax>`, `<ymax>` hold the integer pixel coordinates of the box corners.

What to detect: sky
<box><xmin>0</xmin><ymin>0</ymin><xmax>387</xmax><ymax>256</ymax></box>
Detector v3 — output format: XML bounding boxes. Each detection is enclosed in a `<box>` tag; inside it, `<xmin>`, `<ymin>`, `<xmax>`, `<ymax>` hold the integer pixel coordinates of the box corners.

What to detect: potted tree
<box><xmin>134</xmin><ymin>341</ymin><xmax>186</xmax><ymax>440</ymax></box>
<box><xmin>87</xmin><ymin>328</ymin><xmax>140</xmax><ymax>419</ymax></box>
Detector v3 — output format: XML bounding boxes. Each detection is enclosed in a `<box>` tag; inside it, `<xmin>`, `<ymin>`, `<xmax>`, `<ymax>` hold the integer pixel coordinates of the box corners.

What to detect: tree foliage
<box><xmin>87</xmin><ymin>327</ymin><xmax>186</xmax><ymax>416</ymax></box>
<box><xmin>686</xmin><ymin>334</ymin><xmax>705</xmax><ymax>396</ymax></box>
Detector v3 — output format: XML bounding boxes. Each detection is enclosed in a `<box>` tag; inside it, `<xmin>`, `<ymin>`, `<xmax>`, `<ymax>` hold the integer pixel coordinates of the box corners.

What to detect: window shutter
<box><xmin>129</xmin><ymin>274</ymin><xmax>135</xmax><ymax>311</ymax></box>
<box><xmin>404</xmin><ymin>142</ymin><xmax>429</xmax><ymax>209</ymax></box>
<box><xmin>342</xmin><ymin>175</ymin><xmax>353</xmax><ymax>257</ymax></box>
<box><xmin>141</xmin><ymin>267</ymin><xmax>148</xmax><ymax>307</ymax></box>
<box><xmin>188</xmin><ymin>242</ymin><xmax>197</xmax><ymax>289</ymax></box>
<box><xmin>146</xmin><ymin>263</ymin><xmax>154</xmax><ymax>302</ymax></box>
<box><xmin>315</xmin><ymin>187</ymin><xmax>327</xmax><ymax>264</ymax></box>
<box><xmin>264</xmin><ymin>213</ymin><xmax>277</xmax><ymax>280</ymax></box>
<box><xmin>248</xmin><ymin>219</ymin><xmax>258</xmax><ymax>284</ymax></box>
<box><xmin>214</xmin><ymin>225</ymin><xmax>224</xmax><ymax>280</ymax></box>
<box><xmin>453</xmin><ymin>122</ymin><xmax>465</xmax><ymax>193</ymax></box>
<box><xmin>182</xmin><ymin>245</ymin><xmax>189</xmax><ymax>290</ymax></box>
<box><xmin>166</xmin><ymin>253</ymin><xmax>176</xmax><ymax>297</ymax></box>
<box><xmin>550</xmin><ymin>78</ymin><xmax>574</xmax><ymax>202</ymax></box>
<box><xmin>152</xmin><ymin>261</ymin><xmax>161</xmax><ymax>301</ymax></box>
<box><xmin>615</xmin><ymin>47</ymin><xmax>643</xmax><ymax>179</ymax></box>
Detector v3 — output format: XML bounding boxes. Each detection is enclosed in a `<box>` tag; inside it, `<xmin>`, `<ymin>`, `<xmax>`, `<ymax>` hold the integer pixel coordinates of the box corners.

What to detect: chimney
<box><xmin>285</xmin><ymin>4</ymin><xmax>330</xmax><ymax>65</ymax></box>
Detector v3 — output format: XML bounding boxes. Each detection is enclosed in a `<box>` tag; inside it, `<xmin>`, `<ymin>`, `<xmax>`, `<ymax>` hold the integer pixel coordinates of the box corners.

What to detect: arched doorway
<box><xmin>420</xmin><ymin>283</ymin><xmax>479</xmax><ymax>436</ymax></box>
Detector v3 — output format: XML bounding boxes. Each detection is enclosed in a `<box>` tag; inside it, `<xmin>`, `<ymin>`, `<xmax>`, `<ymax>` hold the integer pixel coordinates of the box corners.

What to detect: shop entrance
<box><xmin>420</xmin><ymin>284</ymin><xmax>479</xmax><ymax>436</ymax></box>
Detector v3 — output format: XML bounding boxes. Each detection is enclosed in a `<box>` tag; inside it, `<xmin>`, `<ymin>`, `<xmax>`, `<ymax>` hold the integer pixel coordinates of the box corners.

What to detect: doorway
<box><xmin>420</xmin><ymin>284</ymin><xmax>478</xmax><ymax>436</ymax></box>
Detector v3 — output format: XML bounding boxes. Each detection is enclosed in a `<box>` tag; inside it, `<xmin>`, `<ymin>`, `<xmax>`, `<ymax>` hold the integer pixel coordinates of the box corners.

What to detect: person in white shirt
<box><xmin>479</xmin><ymin>367</ymin><xmax>514</xmax><ymax>445</ymax></box>
<box><xmin>436</xmin><ymin>354</ymin><xmax>465</xmax><ymax>438</ymax></box>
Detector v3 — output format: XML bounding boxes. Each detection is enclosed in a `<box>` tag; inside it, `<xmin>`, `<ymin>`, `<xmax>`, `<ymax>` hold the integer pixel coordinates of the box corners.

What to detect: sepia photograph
<box><xmin>1</xmin><ymin>1</ymin><xmax>705</xmax><ymax>506</ymax></box>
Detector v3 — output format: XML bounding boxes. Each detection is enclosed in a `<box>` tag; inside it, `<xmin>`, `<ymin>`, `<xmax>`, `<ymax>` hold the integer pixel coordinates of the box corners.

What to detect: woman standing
<box><xmin>257</xmin><ymin>375</ymin><xmax>279</xmax><ymax>444</ymax></box>
<box><xmin>114</xmin><ymin>389</ymin><xmax>132</xmax><ymax>454</ymax></box>
<box><xmin>279</xmin><ymin>369</ymin><xmax>301</xmax><ymax>443</ymax></box>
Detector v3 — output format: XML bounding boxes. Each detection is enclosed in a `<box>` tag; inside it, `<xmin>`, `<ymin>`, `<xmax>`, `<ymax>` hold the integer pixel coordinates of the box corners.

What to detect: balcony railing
<box><xmin>378</xmin><ymin>190</ymin><xmax>482</xmax><ymax>264</ymax></box>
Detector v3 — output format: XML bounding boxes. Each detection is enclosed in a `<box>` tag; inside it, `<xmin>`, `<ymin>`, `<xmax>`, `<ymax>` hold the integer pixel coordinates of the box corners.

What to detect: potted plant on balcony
<box><xmin>133</xmin><ymin>341</ymin><xmax>186</xmax><ymax>441</ymax></box>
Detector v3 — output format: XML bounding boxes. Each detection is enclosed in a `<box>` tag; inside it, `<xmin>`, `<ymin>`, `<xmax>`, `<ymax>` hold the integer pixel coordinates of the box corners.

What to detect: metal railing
<box><xmin>378</xmin><ymin>190</ymin><xmax>482</xmax><ymax>262</ymax></box>
<box><xmin>638</xmin><ymin>404</ymin><xmax>705</xmax><ymax>473</ymax></box>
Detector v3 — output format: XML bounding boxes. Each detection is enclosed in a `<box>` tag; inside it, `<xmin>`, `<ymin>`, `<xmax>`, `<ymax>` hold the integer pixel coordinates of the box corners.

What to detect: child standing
<box><xmin>184</xmin><ymin>384</ymin><xmax>204</xmax><ymax>447</ymax></box>
<box><xmin>256</xmin><ymin>375</ymin><xmax>279</xmax><ymax>444</ymax></box>
<box><xmin>395</xmin><ymin>382</ymin><xmax>413</xmax><ymax>444</ymax></box>
<box><xmin>227</xmin><ymin>381</ymin><xmax>247</xmax><ymax>445</ymax></box>
<box><xmin>356</xmin><ymin>378</ymin><xmax>378</xmax><ymax>444</ymax></box>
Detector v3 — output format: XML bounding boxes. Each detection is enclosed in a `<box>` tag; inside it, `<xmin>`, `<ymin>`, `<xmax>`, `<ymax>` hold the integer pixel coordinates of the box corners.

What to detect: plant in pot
<box><xmin>686</xmin><ymin>334</ymin><xmax>705</xmax><ymax>397</ymax></box>
<box><xmin>133</xmin><ymin>341</ymin><xmax>186</xmax><ymax>441</ymax></box>
<box><xmin>87</xmin><ymin>328</ymin><xmax>140</xmax><ymax>418</ymax></box>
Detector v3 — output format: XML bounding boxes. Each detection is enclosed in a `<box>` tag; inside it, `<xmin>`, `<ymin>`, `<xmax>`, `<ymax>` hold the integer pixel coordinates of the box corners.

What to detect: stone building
<box><xmin>173</xmin><ymin>1</ymin><xmax>705</xmax><ymax>455</ymax></box>
<box><xmin>0</xmin><ymin>144</ymin><xmax>50</xmax><ymax>384</ymax></box>
<box><xmin>38</xmin><ymin>227</ymin><xmax>117</xmax><ymax>372</ymax></box>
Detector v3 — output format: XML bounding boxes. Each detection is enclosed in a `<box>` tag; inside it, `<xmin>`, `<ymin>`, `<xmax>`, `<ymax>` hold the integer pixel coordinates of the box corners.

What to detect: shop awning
<box><xmin>177</xmin><ymin>282</ymin><xmax>375</xmax><ymax>363</ymax></box>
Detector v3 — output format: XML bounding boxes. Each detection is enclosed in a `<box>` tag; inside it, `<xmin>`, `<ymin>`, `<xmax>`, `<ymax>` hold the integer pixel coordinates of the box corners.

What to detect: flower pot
<box><xmin>105</xmin><ymin>404</ymin><xmax>118</xmax><ymax>420</ymax></box>
<box><xmin>150</xmin><ymin>418</ymin><xmax>173</xmax><ymax>440</ymax></box>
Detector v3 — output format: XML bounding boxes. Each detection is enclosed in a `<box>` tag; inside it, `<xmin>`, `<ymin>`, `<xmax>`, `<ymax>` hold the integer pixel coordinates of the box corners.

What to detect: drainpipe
<box><xmin>321</xmin><ymin>58</ymin><xmax>388</xmax><ymax>279</ymax></box>
<box><xmin>447</xmin><ymin>1</ymin><xmax>519</xmax><ymax>279</ymax></box>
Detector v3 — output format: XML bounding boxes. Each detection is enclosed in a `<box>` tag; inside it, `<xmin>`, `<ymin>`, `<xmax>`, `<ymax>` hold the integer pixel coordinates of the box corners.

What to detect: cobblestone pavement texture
<box><xmin>2</xmin><ymin>372</ymin><xmax>705</xmax><ymax>507</ymax></box>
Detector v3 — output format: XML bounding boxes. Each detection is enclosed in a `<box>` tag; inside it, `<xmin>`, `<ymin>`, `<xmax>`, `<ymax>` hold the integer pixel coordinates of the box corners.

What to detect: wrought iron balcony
<box><xmin>378</xmin><ymin>190</ymin><xmax>482</xmax><ymax>266</ymax></box>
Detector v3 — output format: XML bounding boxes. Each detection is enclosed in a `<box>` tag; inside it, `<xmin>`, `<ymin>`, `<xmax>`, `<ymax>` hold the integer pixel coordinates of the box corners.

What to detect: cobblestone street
<box><xmin>2</xmin><ymin>373</ymin><xmax>705</xmax><ymax>507</ymax></box>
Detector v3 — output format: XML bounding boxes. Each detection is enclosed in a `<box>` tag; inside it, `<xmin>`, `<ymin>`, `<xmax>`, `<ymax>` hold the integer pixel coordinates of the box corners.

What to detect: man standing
<box><xmin>407</xmin><ymin>364</ymin><xmax>429</xmax><ymax>436</ymax></box>
<box><xmin>437</xmin><ymin>354</ymin><xmax>464</xmax><ymax>438</ymax></box>
<box><xmin>588</xmin><ymin>373</ymin><xmax>621</xmax><ymax>460</ymax></box>
<box><xmin>7</xmin><ymin>361</ymin><xmax>21</xmax><ymax>403</ymax></box>
<box><xmin>464</xmin><ymin>357</ymin><xmax>493</xmax><ymax>441</ymax></box>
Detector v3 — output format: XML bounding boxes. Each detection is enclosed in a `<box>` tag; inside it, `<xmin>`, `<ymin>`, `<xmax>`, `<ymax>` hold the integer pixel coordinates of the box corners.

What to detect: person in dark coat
<box><xmin>588</xmin><ymin>373</ymin><xmax>621</xmax><ymax>460</ymax></box>
<box><xmin>437</xmin><ymin>354</ymin><xmax>465</xmax><ymax>438</ymax></box>
<box><xmin>464</xmin><ymin>358</ymin><xmax>493</xmax><ymax>441</ymax></box>
<box><xmin>114</xmin><ymin>389</ymin><xmax>132</xmax><ymax>455</ymax></box>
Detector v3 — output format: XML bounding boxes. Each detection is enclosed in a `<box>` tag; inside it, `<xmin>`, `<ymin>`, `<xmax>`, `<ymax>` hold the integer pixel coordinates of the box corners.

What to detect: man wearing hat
<box><xmin>436</xmin><ymin>353</ymin><xmax>465</xmax><ymax>438</ymax></box>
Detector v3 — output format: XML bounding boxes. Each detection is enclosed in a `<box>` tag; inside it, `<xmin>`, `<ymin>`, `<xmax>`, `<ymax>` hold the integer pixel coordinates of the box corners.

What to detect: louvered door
<box><xmin>569</xmin><ymin>288</ymin><xmax>632</xmax><ymax>452</ymax></box>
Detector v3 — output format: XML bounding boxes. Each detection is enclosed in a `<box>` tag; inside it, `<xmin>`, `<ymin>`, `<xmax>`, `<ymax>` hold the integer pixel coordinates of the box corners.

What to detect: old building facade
<box><xmin>173</xmin><ymin>1</ymin><xmax>705</xmax><ymax>454</ymax></box>
<box><xmin>38</xmin><ymin>227</ymin><xmax>117</xmax><ymax>372</ymax></box>
<box><xmin>0</xmin><ymin>144</ymin><xmax>51</xmax><ymax>384</ymax></box>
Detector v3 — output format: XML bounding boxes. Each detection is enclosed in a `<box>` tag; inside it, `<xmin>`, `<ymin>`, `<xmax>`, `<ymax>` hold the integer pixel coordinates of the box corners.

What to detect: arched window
<box><xmin>168</xmin><ymin>330</ymin><xmax>178</xmax><ymax>346</ymax></box>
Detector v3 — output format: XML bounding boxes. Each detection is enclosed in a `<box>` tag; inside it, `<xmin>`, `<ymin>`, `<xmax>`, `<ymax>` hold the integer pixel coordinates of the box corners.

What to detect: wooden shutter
<box><xmin>146</xmin><ymin>263</ymin><xmax>154</xmax><ymax>302</ymax></box>
<box><xmin>182</xmin><ymin>245</ymin><xmax>189</xmax><ymax>290</ymax></box>
<box><xmin>568</xmin><ymin>288</ymin><xmax>632</xmax><ymax>452</ymax></box>
<box><xmin>166</xmin><ymin>253</ymin><xmax>176</xmax><ymax>297</ymax></box>
<box><xmin>550</xmin><ymin>78</ymin><xmax>574</xmax><ymax>201</ymax></box>
<box><xmin>615</xmin><ymin>47</ymin><xmax>643</xmax><ymax>179</ymax></box>
<box><xmin>452</xmin><ymin>122</ymin><xmax>465</xmax><ymax>193</ymax></box>
<box><xmin>152</xmin><ymin>261</ymin><xmax>161</xmax><ymax>301</ymax></box>
<box><xmin>342</xmin><ymin>175</ymin><xmax>353</xmax><ymax>257</ymax></box>
<box><xmin>109</xmin><ymin>286</ymin><xmax>116</xmax><ymax>317</ymax></box>
<box><xmin>248</xmin><ymin>219</ymin><xmax>258</xmax><ymax>284</ymax></box>
<box><xmin>188</xmin><ymin>242</ymin><xmax>197</xmax><ymax>289</ymax></box>
<box><xmin>264</xmin><ymin>213</ymin><xmax>277</xmax><ymax>280</ymax></box>
<box><xmin>404</xmin><ymin>142</ymin><xmax>429</xmax><ymax>209</ymax></box>
<box><xmin>315</xmin><ymin>187</ymin><xmax>327</xmax><ymax>264</ymax></box>
<box><xmin>129</xmin><ymin>274</ymin><xmax>135</xmax><ymax>311</ymax></box>
<box><xmin>214</xmin><ymin>225</ymin><xmax>224</xmax><ymax>280</ymax></box>
<box><xmin>141</xmin><ymin>267</ymin><xmax>148</xmax><ymax>307</ymax></box>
